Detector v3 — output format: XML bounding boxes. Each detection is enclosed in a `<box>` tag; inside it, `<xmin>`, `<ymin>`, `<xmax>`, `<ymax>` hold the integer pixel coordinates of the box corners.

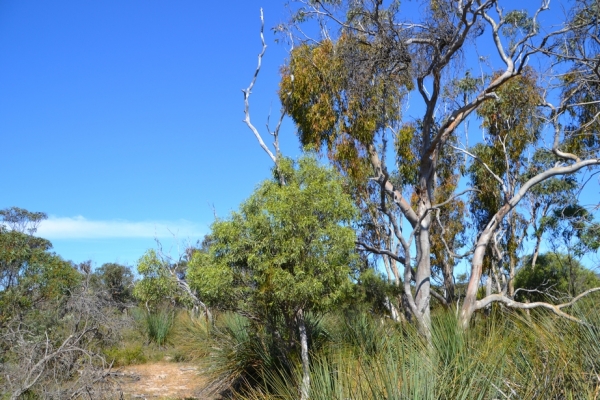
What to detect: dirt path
<box><xmin>114</xmin><ymin>362</ymin><xmax>215</xmax><ymax>399</ymax></box>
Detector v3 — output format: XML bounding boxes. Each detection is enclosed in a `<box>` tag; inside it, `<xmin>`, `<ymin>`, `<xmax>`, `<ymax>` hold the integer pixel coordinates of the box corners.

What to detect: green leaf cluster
<box><xmin>187</xmin><ymin>156</ymin><xmax>358</xmax><ymax>320</ymax></box>
<box><xmin>91</xmin><ymin>262</ymin><xmax>134</xmax><ymax>306</ymax></box>
<box><xmin>469</xmin><ymin>69</ymin><xmax>543</xmax><ymax>229</ymax></box>
<box><xmin>133</xmin><ymin>249</ymin><xmax>194</xmax><ymax>309</ymax></box>
<box><xmin>280</xmin><ymin>34</ymin><xmax>412</xmax><ymax>184</ymax></box>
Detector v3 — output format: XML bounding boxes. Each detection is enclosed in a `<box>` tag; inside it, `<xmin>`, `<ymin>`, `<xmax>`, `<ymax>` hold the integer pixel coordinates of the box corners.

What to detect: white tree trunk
<box><xmin>384</xmin><ymin>296</ymin><xmax>401</xmax><ymax>322</ymax></box>
<box><xmin>297</xmin><ymin>308</ymin><xmax>310</xmax><ymax>400</ymax></box>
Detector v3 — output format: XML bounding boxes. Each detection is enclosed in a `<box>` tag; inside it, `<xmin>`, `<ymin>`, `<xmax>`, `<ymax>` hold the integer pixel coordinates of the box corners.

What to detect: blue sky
<box><xmin>1</xmin><ymin>0</ymin><xmax>301</xmax><ymax>267</ymax></box>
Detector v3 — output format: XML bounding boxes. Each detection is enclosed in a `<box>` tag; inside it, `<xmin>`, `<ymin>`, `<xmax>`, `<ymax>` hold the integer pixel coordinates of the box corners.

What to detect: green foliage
<box><xmin>134</xmin><ymin>249</ymin><xmax>176</xmax><ymax>307</ymax></box>
<box><xmin>185</xmin><ymin>156</ymin><xmax>358</xmax><ymax>396</ymax></box>
<box><xmin>0</xmin><ymin>208</ymin><xmax>81</xmax><ymax>324</ymax></box>
<box><xmin>279</xmin><ymin>0</ymin><xmax>600</xmax><ymax>331</ymax></box>
<box><xmin>144</xmin><ymin>307</ymin><xmax>175</xmax><ymax>347</ymax></box>
<box><xmin>280</xmin><ymin>34</ymin><xmax>411</xmax><ymax>185</ymax></box>
<box><xmin>470</xmin><ymin>69</ymin><xmax>543</xmax><ymax>229</ymax></box>
<box><xmin>199</xmin><ymin>311</ymin><xmax>333</xmax><ymax>397</ymax></box>
<box><xmin>200</xmin><ymin>313</ymin><xmax>281</xmax><ymax>396</ymax></box>
<box><xmin>542</xmin><ymin>204</ymin><xmax>600</xmax><ymax>256</ymax></box>
<box><xmin>464</xmin><ymin>70</ymin><xmax>545</xmax><ymax>284</ymax></box>
<box><xmin>241</xmin><ymin>309</ymin><xmax>600</xmax><ymax>399</ymax></box>
<box><xmin>170</xmin><ymin>312</ymin><xmax>211</xmax><ymax>361</ymax></box>
<box><xmin>394</xmin><ymin>123</ymin><xmax>420</xmax><ymax>186</ymax></box>
<box><xmin>103</xmin><ymin>344</ymin><xmax>147</xmax><ymax>367</ymax></box>
<box><xmin>188</xmin><ymin>156</ymin><xmax>358</xmax><ymax>320</ymax></box>
<box><xmin>133</xmin><ymin>249</ymin><xmax>194</xmax><ymax>309</ymax></box>
<box><xmin>351</xmin><ymin>268</ymin><xmax>402</xmax><ymax>316</ymax></box>
<box><xmin>515</xmin><ymin>252</ymin><xmax>600</xmax><ymax>301</ymax></box>
<box><xmin>130</xmin><ymin>305</ymin><xmax>176</xmax><ymax>347</ymax></box>
<box><xmin>92</xmin><ymin>262</ymin><xmax>134</xmax><ymax>305</ymax></box>
<box><xmin>525</xmin><ymin>150</ymin><xmax>578</xmax><ymax>201</ymax></box>
<box><xmin>502</xmin><ymin>10</ymin><xmax>537</xmax><ymax>37</ymax></box>
<box><xmin>186</xmin><ymin>250</ymin><xmax>234</xmax><ymax>310</ymax></box>
<box><xmin>559</xmin><ymin>0</ymin><xmax>600</xmax><ymax>157</ymax></box>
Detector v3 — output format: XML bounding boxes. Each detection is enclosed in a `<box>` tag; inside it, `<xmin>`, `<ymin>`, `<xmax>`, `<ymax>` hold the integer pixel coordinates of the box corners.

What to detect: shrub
<box><xmin>103</xmin><ymin>344</ymin><xmax>147</xmax><ymax>367</ymax></box>
<box><xmin>240</xmin><ymin>309</ymin><xmax>600</xmax><ymax>399</ymax></box>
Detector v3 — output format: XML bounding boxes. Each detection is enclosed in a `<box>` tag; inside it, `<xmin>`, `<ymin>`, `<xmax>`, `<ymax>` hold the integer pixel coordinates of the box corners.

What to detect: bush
<box><xmin>103</xmin><ymin>344</ymin><xmax>147</xmax><ymax>367</ymax></box>
<box><xmin>515</xmin><ymin>252</ymin><xmax>600</xmax><ymax>301</ymax></box>
<box><xmin>198</xmin><ymin>312</ymin><xmax>295</xmax><ymax>397</ymax></box>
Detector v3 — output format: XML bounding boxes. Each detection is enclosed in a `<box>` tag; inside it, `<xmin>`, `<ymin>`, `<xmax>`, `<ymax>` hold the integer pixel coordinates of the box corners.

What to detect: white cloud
<box><xmin>36</xmin><ymin>216</ymin><xmax>205</xmax><ymax>239</ymax></box>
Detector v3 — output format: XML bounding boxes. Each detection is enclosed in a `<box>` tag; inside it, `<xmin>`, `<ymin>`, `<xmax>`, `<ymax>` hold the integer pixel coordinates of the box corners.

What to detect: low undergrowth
<box><xmin>192</xmin><ymin>301</ymin><xmax>600</xmax><ymax>399</ymax></box>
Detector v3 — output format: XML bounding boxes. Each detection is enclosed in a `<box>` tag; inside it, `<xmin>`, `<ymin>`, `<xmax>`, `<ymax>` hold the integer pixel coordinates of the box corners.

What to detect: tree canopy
<box><xmin>188</xmin><ymin>156</ymin><xmax>358</xmax><ymax>320</ymax></box>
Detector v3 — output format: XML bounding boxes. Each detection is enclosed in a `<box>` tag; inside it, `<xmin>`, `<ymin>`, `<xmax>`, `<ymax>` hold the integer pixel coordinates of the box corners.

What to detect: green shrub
<box><xmin>198</xmin><ymin>312</ymin><xmax>295</xmax><ymax>397</ymax></box>
<box><xmin>103</xmin><ymin>344</ymin><xmax>147</xmax><ymax>367</ymax></box>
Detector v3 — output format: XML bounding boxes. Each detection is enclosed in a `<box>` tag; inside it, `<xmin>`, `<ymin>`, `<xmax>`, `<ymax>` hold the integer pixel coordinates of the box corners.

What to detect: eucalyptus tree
<box><xmin>467</xmin><ymin>69</ymin><xmax>543</xmax><ymax>298</ymax></box>
<box><xmin>270</xmin><ymin>0</ymin><xmax>600</xmax><ymax>333</ymax></box>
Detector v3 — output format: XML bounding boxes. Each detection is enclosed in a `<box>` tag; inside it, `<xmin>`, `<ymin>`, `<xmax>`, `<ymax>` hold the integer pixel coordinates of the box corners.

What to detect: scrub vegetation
<box><xmin>3</xmin><ymin>0</ymin><xmax>600</xmax><ymax>398</ymax></box>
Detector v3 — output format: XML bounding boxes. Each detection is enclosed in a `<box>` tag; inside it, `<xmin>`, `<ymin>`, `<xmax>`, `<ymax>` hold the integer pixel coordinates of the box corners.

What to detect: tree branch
<box><xmin>475</xmin><ymin>287</ymin><xmax>600</xmax><ymax>323</ymax></box>
<box><xmin>356</xmin><ymin>241</ymin><xmax>406</xmax><ymax>264</ymax></box>
<box><xmin>242</xmin><ymin>9</ymin><xmax>278</xmax><ymax>165</ymax></box>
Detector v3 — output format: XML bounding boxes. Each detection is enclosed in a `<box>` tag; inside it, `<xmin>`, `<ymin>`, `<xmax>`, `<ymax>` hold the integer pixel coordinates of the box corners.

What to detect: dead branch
<box><xmin>242</xmin><ymin>8</ymin><xmax>281</xmax><ymax>166</ymax></box>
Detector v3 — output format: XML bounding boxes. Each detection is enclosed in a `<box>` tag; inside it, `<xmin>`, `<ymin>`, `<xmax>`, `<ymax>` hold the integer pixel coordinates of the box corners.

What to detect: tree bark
<box><xmin>485</xmin><ymin>275</ymin><xmax>492</xmax><ymax>315</ymax></box>
<box><xmin>297</xmin><ymin>308</ymin><xmax>310</xmax><ymax>400</ymax></box>
<box><xmin>508</xmin><ymin>252</ymin><xmax>517</xmax><ymax>298</ymax></box>
<box><xmin>442</xmin><ymin>259</ymin><xmax>455</xmax><ymax>304</ymax></box>
<box><xmin>531</xmin><ymin>232</ymin><xmax>543</xmax><ymax>271</ymax></box>
<box><xmin>414</xmin><ymin>215</ymin><xmax>432</xmax><ymax>338</ymax></box>
<box><xmin>460</xmin><ymin>204</ymin><xmax>509</xmax><ymax>329</ymax></box>
<box><xmin>384</xmin><ymin>296</ymin><xmax>401</xmax><ymax>322</ymax></box>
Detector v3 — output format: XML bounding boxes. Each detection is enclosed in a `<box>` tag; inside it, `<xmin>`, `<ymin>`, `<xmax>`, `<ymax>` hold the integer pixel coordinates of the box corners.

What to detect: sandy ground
<box><xmin>113</xmin><ymin>362</ymin><xmax>215</xmax><ymax>399</ymax></box>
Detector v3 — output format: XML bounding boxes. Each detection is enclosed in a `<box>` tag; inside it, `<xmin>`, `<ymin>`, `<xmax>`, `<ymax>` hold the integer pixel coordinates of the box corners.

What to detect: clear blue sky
<box><xmin>0</xmin><ymin>0</ymin><xmax>300</xmax><ymax>267</ymax></box>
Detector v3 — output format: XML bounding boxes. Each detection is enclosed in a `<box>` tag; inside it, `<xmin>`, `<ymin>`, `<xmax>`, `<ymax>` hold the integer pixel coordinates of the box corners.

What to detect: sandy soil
<box><xmin>113</xmin><ymin>362</ymin><xmax>215</xmax><ymax>399</ymax></box>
